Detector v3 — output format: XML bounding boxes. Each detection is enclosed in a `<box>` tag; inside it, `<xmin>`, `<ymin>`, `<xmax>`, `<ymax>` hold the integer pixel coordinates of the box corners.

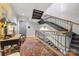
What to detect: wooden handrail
<box><xmin>37</xmin><ymin>30</ymin><xmax>67</xmax><ymax>34</ymax></box>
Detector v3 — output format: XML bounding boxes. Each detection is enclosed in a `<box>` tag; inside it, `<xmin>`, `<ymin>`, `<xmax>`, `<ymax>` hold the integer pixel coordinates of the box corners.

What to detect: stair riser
<box><xmin>71</xmin><ymin>45</ymin><xmax>79</xmax><ymax>49</ymax></box>
<box><xmin>71</xmin><ymin>41</ymin><xmax>79</xmax><ymax>44</ymax></box>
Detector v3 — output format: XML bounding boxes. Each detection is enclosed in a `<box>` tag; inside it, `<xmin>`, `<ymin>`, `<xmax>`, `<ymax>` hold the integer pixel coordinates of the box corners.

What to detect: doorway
<box><xmin>19</xmin><ymin>20</ymin><xmax>27</xmax><ymax>36</ymax></box>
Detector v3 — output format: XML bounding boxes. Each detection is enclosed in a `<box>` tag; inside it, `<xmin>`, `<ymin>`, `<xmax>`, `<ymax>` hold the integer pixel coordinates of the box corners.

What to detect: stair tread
<box><xmin>72</xmin><ymin>40</ymin><xmax>79</xmax><ymax>43</ymax></box>
<box><xmin>71</xmin><ymin>44</ymin><xmax>79</xmax><ymax>49</ymax></box>
<box><xmin>70</xmin><ymin>48</ymin><xmax>79</xmax><ymax>54</ymax></box>
<box><xmin>73</xmin><ymin>38</ymin><xmax>79</xmax><ymax>40</ymax></box>
<box><xmin>74</xmin><ymin>35</ymin><xmax>79</xmax><ymax>39</ymax></box>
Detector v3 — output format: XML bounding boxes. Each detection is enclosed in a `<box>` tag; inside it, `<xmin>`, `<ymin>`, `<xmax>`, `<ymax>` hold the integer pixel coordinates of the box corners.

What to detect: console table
<box><xmin>0</xmin><ymin>34</ymin><xmax>21</xmax><ymax>56</ymax></box>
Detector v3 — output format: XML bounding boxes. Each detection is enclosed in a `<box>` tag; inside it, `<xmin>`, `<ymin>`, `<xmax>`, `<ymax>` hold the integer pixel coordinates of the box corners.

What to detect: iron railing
<box><xmin>35</xmin><ymin>30</ymin><xmax>71</xmax><ymax>55</ymax></box>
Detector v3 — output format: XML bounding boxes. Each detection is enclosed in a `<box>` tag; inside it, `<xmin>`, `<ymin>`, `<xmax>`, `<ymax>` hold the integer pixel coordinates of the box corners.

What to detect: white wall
<box><xmin>17</xmin><ymin>16</ymin><xmax>39</xmax><ymax>37</ymax></box>
<box><xmin>44</xmin><ymin>3</ymin><xmax>79</xmax><ymax>24</ymax></box>
<box><xmin>26</xmin><ymin>21</ymin><xmax>38</xmax><ymax>36</ymax></box>
<box><xmin>17</xmin><ymin>15</ymin><xmax>58</xmax><ymax>37</ymax></box>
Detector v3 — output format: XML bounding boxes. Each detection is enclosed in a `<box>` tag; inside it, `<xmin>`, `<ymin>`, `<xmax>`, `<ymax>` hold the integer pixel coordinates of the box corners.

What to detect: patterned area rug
<box><xmin>8</xmin><ymin>52</ymin><xmax>20</xmax><ymax>56</ymax></box>
<box><xmin>20</xmin><ymin>37</ymin><xmax>52</xmax><ymax>56</ymax></box>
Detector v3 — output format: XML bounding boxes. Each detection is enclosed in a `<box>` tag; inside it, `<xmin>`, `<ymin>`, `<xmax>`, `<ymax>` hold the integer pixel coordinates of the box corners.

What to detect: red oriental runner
<box><xmin>20</xmin><ymin>37</ymin><xmax>52</xmax><ymax>56</ymax></box>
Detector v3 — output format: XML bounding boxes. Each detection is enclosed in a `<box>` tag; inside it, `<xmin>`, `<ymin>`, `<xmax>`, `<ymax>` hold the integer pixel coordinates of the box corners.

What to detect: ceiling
<box><xmin>10</xmin><ymin>3</ymin><xmax>79</xmax><ymax>24</ymax></box>
<box><xmin>10</xmin><ymin>3</ymin><xmax>52</xmax><ymax>19</ymax></box>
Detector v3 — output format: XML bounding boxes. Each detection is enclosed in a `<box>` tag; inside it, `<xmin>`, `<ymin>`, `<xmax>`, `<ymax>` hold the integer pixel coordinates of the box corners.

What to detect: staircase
<box><xmin>70</xmin><ymin>33</ymin><xmax>79</xmax><ymax>55</ymax></box>
<box><xmin>46</xmin><ymin>21</ymin><xmax>79</xmax><ymax>55</ymax></box>
<box><xmin>41</xmin><ymin>15</ymin><xmax>79</xmax><ymax>55</ymax></box>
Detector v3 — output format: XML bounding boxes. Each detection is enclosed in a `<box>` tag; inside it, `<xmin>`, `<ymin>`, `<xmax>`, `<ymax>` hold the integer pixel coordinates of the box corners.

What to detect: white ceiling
<box><xmin>10</xmin><ymin>3</ymin><xmax>79</xmax><ymax>24</ymax></box>
<box><xmin>10</xmin><ymin>3</ymin><xmax>52</xmax><ymax>19</ymax></box>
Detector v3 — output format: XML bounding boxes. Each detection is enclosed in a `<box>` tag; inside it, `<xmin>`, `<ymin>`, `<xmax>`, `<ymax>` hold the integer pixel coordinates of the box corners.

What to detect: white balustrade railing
<box><xmin>42</xmin><ymin>15</ymin><xmax>79</xmax><ymax>34</ymax></box>
<box><xmin>35</xmin><ymin>30</ymin><xmax>71</xmax><ymax>55</ymax></box>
